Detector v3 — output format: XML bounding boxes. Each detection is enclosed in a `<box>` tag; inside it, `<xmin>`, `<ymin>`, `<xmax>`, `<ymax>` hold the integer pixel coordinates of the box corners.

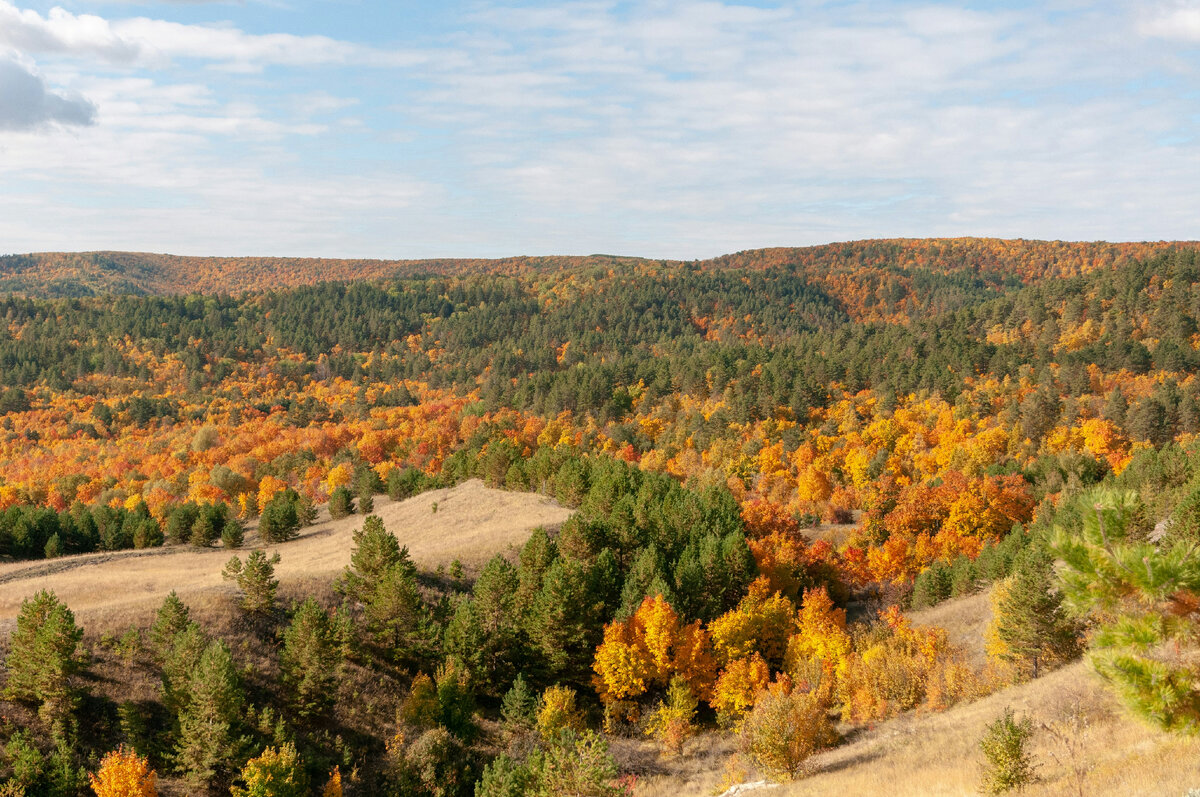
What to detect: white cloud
<box><xmin>1138</xmin><ymin>3</ymin><xmax>1200</xmax><ymax>40</ymax></box>
<box><xmin>0</xmin><ymin>1</ymin><xmax>425</xmax><ymax>70</ymax></box>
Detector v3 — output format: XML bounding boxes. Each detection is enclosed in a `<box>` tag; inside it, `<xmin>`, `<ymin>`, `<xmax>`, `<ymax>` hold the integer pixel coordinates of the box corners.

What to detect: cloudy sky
<box><xmin>0</xmin><ymin>0</ymin><xmax>1198</xmax><ymax>258</ymax></box>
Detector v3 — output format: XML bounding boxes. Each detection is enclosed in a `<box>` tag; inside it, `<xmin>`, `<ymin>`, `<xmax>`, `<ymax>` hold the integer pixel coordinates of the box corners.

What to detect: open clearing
<box><xmin>0</xmin><ymin>479</ymin><xmax>571</xmax><ymax>626</ymax></box>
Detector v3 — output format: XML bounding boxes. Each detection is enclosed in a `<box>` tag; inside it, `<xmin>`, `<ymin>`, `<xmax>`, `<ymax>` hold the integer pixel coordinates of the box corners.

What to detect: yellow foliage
<box><xmin>711</xmin><ymin>653</ymin><xmax>771</xmax><ymax>722</ymax></box>
<box><xmin>90</xmin><ymin>747</ymin><xmax>157</xmax><ymax>797</ymax></box>
<box><xmin>709</xmin><ymin>579</ymin><xmax>797</xmax><ymax>668</ymax></box>
<box><xmin>537</xmin><ymin>685</ymin><xmax>584</xmax><ymax>740</ymax></box>
<box><xmin>592</xmin><ymin>595</ymin><xmax>716</xmax><ymax>704</ymax></box>
<box><xmin>322</xmin><ymin>767</ymin><xmax>342</xmax><ymax>797</ymax></box>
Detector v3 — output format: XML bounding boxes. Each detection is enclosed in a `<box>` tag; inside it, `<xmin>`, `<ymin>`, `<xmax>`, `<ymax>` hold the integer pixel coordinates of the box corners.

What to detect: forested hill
<box><xmin>0</xmin><ymin>238</ymin><xmax>1186</xmax><ymax>302</ymax></box>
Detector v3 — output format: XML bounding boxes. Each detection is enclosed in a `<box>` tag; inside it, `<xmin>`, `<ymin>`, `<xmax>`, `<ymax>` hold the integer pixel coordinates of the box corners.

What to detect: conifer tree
<box><xmin>329</xmin><ymin>487</ymin><xmax>355</xmax><ymax>520</ymax></box>
<box><xmin>4</xmin><ymin>590</ymin><xmax>84</xmax><ymax>732</ymax></box>
<box><xmin>175</xmin><ymin>641</ymin><xmax>244</xmax><ymax>789</ymax></box>
<box><xmin>988</xmin><ymin>547</ymin><xmax>1080</xmax><ymax>679</ymax></box>
<box><xmin>149</xmin><ymin>591</ymin><xmax>191</xmax><ymax>664</ymax></box>
<box><xmin>1053</xmin><ymin>489</ymin><xmax>1200</xmax><ymax>732</ymax></box>
<box><xmin>223</xmin><ymin>550</ymin><xmax>281</xmax><ymax>615</ymax></box>
<box><xmin>338</xmin><ymin>515</ymin><xmax>408</xmax><ymax>604</ymax></box>
<box><xmin>280</xmin><ymin>598</ymin><xmax>338</xmax><ymax>719</ymax></box>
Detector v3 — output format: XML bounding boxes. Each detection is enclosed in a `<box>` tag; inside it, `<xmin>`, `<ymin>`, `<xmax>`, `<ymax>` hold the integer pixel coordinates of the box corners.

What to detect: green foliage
<box><xmin>499</xmin><ymin>674</ymin><xmax>538</xmax><ymax>736</ymax></box>
<box><xmin>1052</xmin><ymin>488</ymin><xmax>1200</xmax><ymax>733</ymax></box>
<box><xmin>979</xmin><ymin>707</ymin><xmax>1038</xmax><ymax>794</ymax></box>
<box><xmin>280</xmin><ymin>598</ymin><xmax>339</xmax><ymax>719</ymax></box>
<box><xmin>222</xmin><ymin>518</ymin><xmax>245</xmax><ymax>548</ymax></box>
<box><xmin>259</xmin><ymin>490</ymin><xmax>303</xmax><ymax>543</ymax></box>
<box><xmin>990</xmin><ymin>547</ymin><xmax>1081</xmax><ymax>679</ymax></box>
<box><xmin>231</xmin><ymin>743</ymin><xmax>310</xmax><ymax>797</ymax></box>
<box><xmin>401</xmin><ymin>727</ymin><xmax>474</xmax><ymax>797</ymax></box>
<box><xmin>175</xmin><ymin>640</ymin><xmax>245</xmax><ymax>789</ymax></box>
<box><xmin>435</xmin><ymin>659</ymin><xmax>478</xmax><ymax>741</ymax></box>
<box><xmin>329</xmin><ymin>487</ymin><xmax>355</xmax><ymax>519</ymax></box>
<box><xmin>222</xmin><ymin>550</ymin><xmax>281</xmax><ymax>615</ymax></box>
<box><xmin>3</xmin><ymin>590</ymin><xmax>84</xmax><ymax>733</ymax></box>
<box><xmin>338</xmin><ymin>515</ymin><xmax>409</xmax><ymax>604</ymax></box>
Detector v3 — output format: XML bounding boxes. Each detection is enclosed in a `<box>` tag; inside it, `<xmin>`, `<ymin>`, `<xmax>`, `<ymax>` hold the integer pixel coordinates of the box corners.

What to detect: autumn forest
<box><xmin>1</xmin><ymin>238</ymin><xmax>1199</xmax><ymax>795</ymax></box>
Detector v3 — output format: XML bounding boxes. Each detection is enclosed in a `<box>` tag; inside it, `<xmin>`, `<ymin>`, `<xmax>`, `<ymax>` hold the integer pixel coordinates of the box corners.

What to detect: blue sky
<box><xmin>1</xmin><ymin>0</ymin><xmax>1199</xmax><ymax>258</ymax></box>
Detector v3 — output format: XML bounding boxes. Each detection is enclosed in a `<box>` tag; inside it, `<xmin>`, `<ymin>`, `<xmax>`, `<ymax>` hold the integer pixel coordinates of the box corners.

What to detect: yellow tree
<box><xmin>90</xmin><ymin>748</ymin><xmax>157</xmax><ymax>797</ymax></box>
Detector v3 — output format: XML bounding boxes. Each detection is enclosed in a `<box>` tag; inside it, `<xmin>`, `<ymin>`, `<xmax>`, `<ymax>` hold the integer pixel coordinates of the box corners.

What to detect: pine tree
<box><xmin>149</xmin><ymin>591</ymin><xmax>191</xmax><ymax>664</ymax></box>
<box><xmin>1053</xmin><ymin>489</ymin><xmax>1200</xmax><ymax>733</ymax></box>
<box><xmin>223</xmin><ymin>550</ymin><xmax>281</xmax><ymax>615</ymax></box>
<box><xmin>329</xmin><ymin>487</ymin><xmax>355</xmax><ymax>519</ymax></box>
<box><xmin>175</xmin><ymin>641</ymin><xmax>244</xmax><ymax>790</ymax></box>
<box><xmin>989</xmin><ymin>547</ymin><xmax>1080</xmax><ymax>679</ymax></box>
<box><xmin>161</xmin><ymin>622</ymin><xmax>208</xmax><ymax>715</ymax></box>
<box><xmin>499</xmin><ymin>674</ymin><xmax>538</xmax><ymax>736</ymax></box>
<box><xmin>280</xmin><ymin>598</ymin><xmax>338</xmax><ymax>719</ymax></box>
<box><xmin>338</xmin><ymin>515</ymin><xmax>409</xmax><ymax>604</ymax></box>
<box><xmin>4</xmin><ymin>590</ymin><xmax>84</xmax><ymax>732</ymax></box>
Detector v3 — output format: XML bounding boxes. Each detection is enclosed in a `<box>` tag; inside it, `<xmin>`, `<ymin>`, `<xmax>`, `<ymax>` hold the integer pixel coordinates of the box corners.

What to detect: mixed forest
<box><xmin>0</xmin><ymin>238</ymin><xmax>1199</xmax><ymax>795</ymax></box>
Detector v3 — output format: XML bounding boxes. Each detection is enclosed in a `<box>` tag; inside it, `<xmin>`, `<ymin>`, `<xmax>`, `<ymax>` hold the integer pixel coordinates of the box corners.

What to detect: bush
<box><xmin>739</xmin><ymin>683</ymin><xmax>835</xmax><ymax>781</ymax></box>
<box><xmin>979</xmin><ymin>707</ymin><xmax>1038</xmax><ymax>794</ymax></box>
<box><xmin>644</xmin><ymin>676</ymin><xmax>698</xmax><ymax>756</ymax></box>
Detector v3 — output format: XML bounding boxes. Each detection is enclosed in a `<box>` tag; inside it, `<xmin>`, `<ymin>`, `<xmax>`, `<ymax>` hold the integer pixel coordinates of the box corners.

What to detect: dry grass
<box><xmin>633</xmin><ymin>590</ymin><xmax>1200</xmax><ymax>797</ymax></box>
<box><xmin>630</xmin><ymin>664</ymin><xmax>1200</xmax><ymax>797</ymax></box>
<box><xmin>0</xmin><ymin>479</ymin><xmax>571</xmax><ymax>632</ymax></box>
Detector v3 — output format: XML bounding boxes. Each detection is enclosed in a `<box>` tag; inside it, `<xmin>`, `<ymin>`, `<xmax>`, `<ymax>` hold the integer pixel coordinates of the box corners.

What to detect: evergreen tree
<box><xmin>1053</xmin><ymin>489</ymin><xmax>1200</xmax><ymax>732</ymax></box>
<box><xmin>161</xmin><ymin>622</ymin><xmax>209</xmax><ymax>716</ymax></box>
<box><xmin>175</xmin><ymin>641</ymin><xmax>244</xmax><ymax>790</ymax></box>
<box><xmin>149</xmin><ymin>591</ymin><xmax>191</xmax><ymax>664</ymax></box>
<box><xmin>280</xmin><ymin>598</ymin><xmax>338</xmax><ymax>719</ymax></box>
<box><xmin>4</xmin><ymin>590</ymin><xmax>84</xmax><ymax>733</ymax></box>
<box><xmin>222</xmin><ymin>550</ymin><xmax>282</xmax><ymax>615</ymax></box>
<box><xmin>337</xmin><ymin>515</ymin><xmax>409</xmax><ymax>603</ymax></box>
<box><xmin>989</xmin><ymin>547</ymin><xmax>1080</xmax><ymax>679</ymax></box>
<box><xmin>329</xmin><ymin>487</ymin><xmax>355</xmax><ymax>519</ymax></box>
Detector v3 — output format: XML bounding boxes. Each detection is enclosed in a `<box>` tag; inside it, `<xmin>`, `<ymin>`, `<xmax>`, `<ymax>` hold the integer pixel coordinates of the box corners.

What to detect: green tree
<box><xmin>279</xmin><ymin>598</ymin><xmax>338</xmax><ymax>719</ymax></box>
<box><xmin>1053</xmin><ymin>489</ymin><xmax>1200</xmax><ymax>732</ymax></box>
<box><xmin>989</xmin><ymin>547</ymin><xmax>1081</xmax><ymax>679</ymax></box>
<box><xmin>175</xmin><ymin>641</ymin><xmax>244</xmax><ymax>790</ymax></box>
<box><xmin>222</xmin><ymin>550</ymin><xmax>281</xmax><ymax>615</ymax></box>
<box><xmin>259</xmin><ymin>492</ymin><xmax>302</xmax><ymax>543</ymax></box>
<box><xmin>329</xmin><ymin>487</ymin><xmax>355</xmax><ymax>520</ymax></box>
<box><xmin>4</xmin><ymin>590</ymin><xmax>85</xmax><ymax>732</ymax></box>
<box><xmin>149</xmin><ymin>591</ymin><xmax>191</xmax><ymax>663</ymax></box>
<box><xmin>337</xmin><ymin>515</ymin><xmax>409</xmax><ymax>604</ymax></box>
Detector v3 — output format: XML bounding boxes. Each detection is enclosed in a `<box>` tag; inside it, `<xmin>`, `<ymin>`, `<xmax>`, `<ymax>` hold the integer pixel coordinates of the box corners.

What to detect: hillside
<box><xmin>1</xmin><ymin>240</ymin><xmax>1187</xmax><ymax>312</ymax></box>
<box><xmin>0</xmin><ymin>479</ymin><xmax>570</xmax><ymax>629</ymax></box>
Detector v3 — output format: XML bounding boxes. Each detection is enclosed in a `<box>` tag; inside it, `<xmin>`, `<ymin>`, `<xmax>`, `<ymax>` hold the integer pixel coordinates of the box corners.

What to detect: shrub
<box><xmin>739</xmin><ymin>683</ymin><xmax>835</xmax><ymax>781</ymax></box>
<box><xmin>979</xmin><ymin>707</ymin><xmax>1038</xmax><ymax>794</ymax></box>
<box><xmin>644</xmin><ymin>677</ymin><xmax>698</xmax><ymax>756</ymax></box>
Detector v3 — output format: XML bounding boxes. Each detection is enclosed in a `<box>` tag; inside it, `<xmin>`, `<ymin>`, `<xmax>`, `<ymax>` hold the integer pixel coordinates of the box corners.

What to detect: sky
<box><xmin>1</xmin><ymin>0</ymin><xmax>1199</xmax><ymax>259</ymax></box>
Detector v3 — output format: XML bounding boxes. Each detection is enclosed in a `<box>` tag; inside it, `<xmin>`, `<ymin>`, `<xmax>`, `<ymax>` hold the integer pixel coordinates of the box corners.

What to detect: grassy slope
<box><xmin>0</xmin><ymin>478</ymin><xmax>572</xmax><ymax>630</ymax></box>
